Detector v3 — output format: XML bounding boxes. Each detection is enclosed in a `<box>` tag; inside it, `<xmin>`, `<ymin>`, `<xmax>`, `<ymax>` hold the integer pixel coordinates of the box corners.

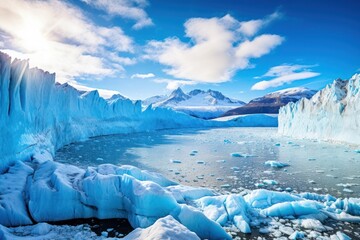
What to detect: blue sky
<box><xmin>0</xmin><ymin>0</ymin><xmax>359</xmax><ymax>101</ymax></box>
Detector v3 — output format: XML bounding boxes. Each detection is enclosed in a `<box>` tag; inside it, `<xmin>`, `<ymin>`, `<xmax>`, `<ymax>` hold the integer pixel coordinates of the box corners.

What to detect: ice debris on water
<box><xmin>265</xmin><ymin>160</ymin><xmax>289</xmax><ymax>168</ymax></box>
<box><xmin>170</xmin><ymin>159</ymin><xmax>182</xmax><ymax>163</ymax></box>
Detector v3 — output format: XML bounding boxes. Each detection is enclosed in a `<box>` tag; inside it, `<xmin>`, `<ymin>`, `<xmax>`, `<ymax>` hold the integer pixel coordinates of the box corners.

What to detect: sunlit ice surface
<box><xmin>55</xmin><ymin>127</ymin><xmax>360</xmax><ymax>198</ymax></box>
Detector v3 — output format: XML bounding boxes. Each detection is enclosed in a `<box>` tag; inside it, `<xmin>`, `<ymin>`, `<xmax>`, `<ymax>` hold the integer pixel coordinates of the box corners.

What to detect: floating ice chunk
<box><xmin>170</xmin><ymin>159</ymin><xmax>182</xmax><ymax>164</ymax></box>
<box><xmin>324</xmin><ymin>211</ymin><xmax>360</xmax><ymax>222</ymax></box>
<box><xmin>190</xmin><ymin>150</ymin><xmax>198</xmax><ymax>156</ymax></box>
<box><xmin>279</xmin><ymin>225</ymin><xmax>294</xmax><ymax>235</ymax></box>
<box><xmin>224</xmin><ymin>139</ymin><xmax>232</xmax><ymax>144</ymax></box>
<box><xmin>289</xmin><ymin>231</ymin><xmax>305</xmax><ymax>239</ymax></box>
<box><xmin>216</xmin><ymin>160</ymin><xmax>226</xmax><ymax>163</ymax></box>
<box><xmin>299</xmin><ymin>192</ymin><xmax>336</xmax><ymax>202</ymax></box>
<box><xmin>343</xmin><ymin>188</ymin><xmax>354</xmax><ymax>193</ymax></box>
<box><xmin>255</xmin><ymin>183</ymin><xmax>265</xmax><ymax>188</ymax></box>
<box><xmin>121</xmin><ymin>174</ymin><xmax>179</xmax><ymax>222</ymax></box>
<box><xmin>265</xmin><ymin>161</ymin><xmax>289</xmax><ymax>168</ymax></box>
<box><xmin>221</xmin><ymin>184</ymin><xmax>231</xmax><ymax>189</ymax></box>
<box><xmin>354</xmin><ymin>150</ymin><xmax>360</xmax><ymax>153</ymax></box>
<box><xmin>195</xmin><ymin>195</ymin><xmax>228</xmax><ymax>225</ymax></box>
<box><xmin>225</xmin><ymin>195</ymin><xmax>251</xmax><ymax>233</ymax></box>
<box><xmin>244</xmin><ymin>189</ymin><xmax>301</xmax><ymax>209</ymax></box>
<box><xmin>335</xmin><ymin>231</ymin><xmax>351</xmax><ymax>240</ymax></box>
<box><xmin>231</xmin><ymin>167</ymin><xmax>240</xmax><ymax>171</ymax></box>
<box><xmin>167</xmin><ymin>185</ymin><xmax>215</xmax><ymax>203</ymax></box>
<box><xmin>230</xmin><ymin>152</ymin><xmax>256</xmax><ymax>158</ymax></box>
<box><xmin>337</xmin><ymin>183</ymin><xmax>359</xmax><ymax>187</ymax></box>
<box><xmin>231</xmin><ymin>152</ymin><xmax>243</xmax><ymax>157</ymax></box>
<box><xmin>263</xmin><ymin>179</ymin><xmax>278</xmax><ymax>185</ymax></box>
<box><xmin>174</xmin><ymin>205</ymin><xmax>231</xmax><ymax>240</ymax></box>
<box><xmin>261</xmin><ymin>200</ymin><xmax>323</xmax><ymax>217</ymax></box>
<box><xmin>301</xmin><ymin>219</ymin><xmax>327</xmax><ymax>232</ymax></box>
<box><xmin>331</xmin><ymin>198</ymin><xmax>360</xmax><ymax>216</ymax></box>
<box><xmin>96</xmin><ymin>157</ymin><xmax>104</xmax><ymax>161</ymax></box>
<box><xmin>124</xmin><ymin>215</ymin><xmax>200</xmax><ymax>240</ymax></box>
<box><xmin>31</xmin><ymin>223</ymin><xmax>51</xmax><ymax>235</ymax></box>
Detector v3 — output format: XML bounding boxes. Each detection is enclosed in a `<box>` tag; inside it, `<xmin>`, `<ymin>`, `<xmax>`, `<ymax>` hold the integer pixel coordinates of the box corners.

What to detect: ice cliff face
<box><xmin>0</xmin><ymin>52</ymin><xmax>146</xmax><ymax>171</ymax></box>
<box><xmin>279</xmin><ymin>74</ymin><xmax>360</xmax><ymax>144</ymax></box>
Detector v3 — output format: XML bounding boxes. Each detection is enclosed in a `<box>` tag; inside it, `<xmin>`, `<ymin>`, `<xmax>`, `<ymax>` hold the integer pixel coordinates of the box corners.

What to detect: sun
<box><xmin>17</xmin><ymin>18</ymin><xmax>49</xmax><ymax>53</ymax></box>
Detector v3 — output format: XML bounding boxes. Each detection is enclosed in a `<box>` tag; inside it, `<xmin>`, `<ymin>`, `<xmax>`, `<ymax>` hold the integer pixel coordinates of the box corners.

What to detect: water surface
<box><xmin>55</xmin><ymin>127</ymin><xmax>360</xmax><ymax>198</ymax></box>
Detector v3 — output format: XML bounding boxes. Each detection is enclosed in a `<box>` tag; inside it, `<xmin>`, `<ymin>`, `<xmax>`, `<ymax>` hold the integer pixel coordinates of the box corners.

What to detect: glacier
<box><xmin>279</xmin><ymin>74</ymin><xmax>360</xmax><ymax>145</ymax></box>
<box><xmin>0</xmin><ymin>51</ymin><xmax>359</xmax><ymax>239</ymax></box>
<box><xmin>0</xmin><ymin>52</ymin><xmax>276</xmax><ymax>173</ymax></box>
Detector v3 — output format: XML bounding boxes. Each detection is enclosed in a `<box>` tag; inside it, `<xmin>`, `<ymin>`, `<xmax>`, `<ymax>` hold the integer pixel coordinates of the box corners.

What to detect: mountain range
<box><xmin>143</xmin><ymin>88</ymin><xmax>245</xmax><ymax>119</ymax></box>
<box><xmin>223</xmin><ymin>87</ymin><xmax>317</xmax><ymax>117</ymax></box>
<box><xmin>143</xmin><ymin>87</ymin><xmax>317</xmax><ymax>119</ymax></box>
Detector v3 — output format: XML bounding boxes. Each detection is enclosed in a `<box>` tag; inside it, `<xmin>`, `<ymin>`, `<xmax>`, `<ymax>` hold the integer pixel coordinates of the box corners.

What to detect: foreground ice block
<box><xmin>0</xmin><ymin>161</ymin><xmax>33</xmax><ymax>226</ymax></box>
<box><xmin>124</xmin><ymin>215</ymin><xmax>200</xmax><ymax>240</ymax></box>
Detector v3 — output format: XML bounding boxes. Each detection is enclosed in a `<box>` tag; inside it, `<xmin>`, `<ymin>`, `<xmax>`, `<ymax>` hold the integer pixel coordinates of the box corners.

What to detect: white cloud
<box><xmin>145</xmin><ymin>13</ymin><xmax>283</xmax><ymax>84</ymax></box>
<box><xmin>0</xmin><ymin>0</ymin><xmax>134</xmax><ymax>82</ymax></box>
<box><xmin>238</xmin><ymin>11</ymin><xmax>281</xmax><ymax>37</ymax></box>
<box><xmin>81</xmin><ymin>0</ymin><xmax>153</xmax><ymax>29</ymax></box>
<box><xmin>131</xmin><ymin>73</ymin><xmax>155</xmax><ymax>79</ymax></box>
<box><xmin>251</xmin><ymin>64</ymin><xmax>320</xmax><ymax>90</ymax></box>
<box><xmin>154</xmin><ymin>79</ymin><xmax>197</xmax><ymax>91</ymax></box>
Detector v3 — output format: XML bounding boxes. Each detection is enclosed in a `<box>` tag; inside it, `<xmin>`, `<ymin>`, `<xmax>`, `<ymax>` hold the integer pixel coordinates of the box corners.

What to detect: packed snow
<box><xmin>279</xmin><ymin>74</ymin><xmax>360</xmax><ymax>144</ymax></box>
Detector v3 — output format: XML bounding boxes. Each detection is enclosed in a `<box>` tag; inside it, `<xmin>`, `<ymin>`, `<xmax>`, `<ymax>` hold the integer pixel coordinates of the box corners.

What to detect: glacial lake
<box><xmin>55</xmin><ymin>127</ymin><xmax>360</xmax><ymax>198</ymax></box>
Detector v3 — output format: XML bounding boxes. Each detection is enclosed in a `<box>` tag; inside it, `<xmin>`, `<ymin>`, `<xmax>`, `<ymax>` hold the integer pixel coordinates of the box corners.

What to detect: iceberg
<box><xmin>279</xmin><ymin>74</ymin><xmax>360</xmax><ymax>145</ymax></box>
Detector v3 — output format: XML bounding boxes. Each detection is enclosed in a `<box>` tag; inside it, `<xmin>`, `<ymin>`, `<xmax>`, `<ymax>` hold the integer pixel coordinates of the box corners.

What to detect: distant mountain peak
<box><xmin>142</xmin><ymin>88</ymin><xmax>245</xmax><ymax>119</ymax></box>
<box><xmin>223</xmin><ymin>86</ymin><xmax>318</xmax><ymax>117</ymax></box>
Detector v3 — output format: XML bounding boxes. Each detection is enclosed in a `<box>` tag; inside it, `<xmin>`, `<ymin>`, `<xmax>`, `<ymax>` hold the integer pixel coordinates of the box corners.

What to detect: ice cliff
<box><xmin>0</xmin><ymin>52</ymin><xmax>278</xmax><ymax>172</ymax></box>
<box><xmin>279</xmin><ymin>74</ymin><xmax>360</xmax><ymax>145</ymax></box>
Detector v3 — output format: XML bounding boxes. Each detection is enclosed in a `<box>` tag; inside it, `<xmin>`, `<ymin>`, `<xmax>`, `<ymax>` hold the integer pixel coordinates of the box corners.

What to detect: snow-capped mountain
<box><xmin>223</xmin><ymin>87</ymin><xmax>317</xmax><ymax>116</ymax></box>
<box><xmin>143</xmin><ymin>88</ymin><xmax>245</xmax><ymax>119</ymax></box>
<box><xmin>279</xmin><ymin>74</ymin><xmax>360</xmax><ymax>144</ymax></box>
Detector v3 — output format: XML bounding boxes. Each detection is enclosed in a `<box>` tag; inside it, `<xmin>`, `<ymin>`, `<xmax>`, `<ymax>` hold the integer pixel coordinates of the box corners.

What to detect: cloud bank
<box><xmin>145</xmin><ymin>12</ymin><xmax>283</xmax><ymax>84</ymax></box>
<box><xmin>251</xmin><ymin>64</ymin><xmax>320</xmax><ymax>90</ymax></box>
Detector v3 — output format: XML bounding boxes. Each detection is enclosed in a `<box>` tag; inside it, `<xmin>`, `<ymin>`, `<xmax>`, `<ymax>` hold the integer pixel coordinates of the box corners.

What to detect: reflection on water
<box><xmin>55</xmin><ymin>127</ymin><xmax>360</xmax><ymax>198</ymax></box>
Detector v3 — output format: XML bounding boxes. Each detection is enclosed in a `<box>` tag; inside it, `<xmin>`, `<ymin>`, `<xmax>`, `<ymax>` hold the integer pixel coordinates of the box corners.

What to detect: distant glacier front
<box><xmin>0</xmin><ymin>51</ymin><xmax>359</xmax><ymax>239</ymax></box>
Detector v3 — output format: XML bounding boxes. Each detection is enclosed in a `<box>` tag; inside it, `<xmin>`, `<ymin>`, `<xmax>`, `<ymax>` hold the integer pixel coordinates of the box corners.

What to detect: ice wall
<box><xmin>279</xmin><ymin>74</ymin><xmax>360</xmax><ymax>145</ymax></box>
<box><xmin>0</xmin><ymin>52</ymin><xmax>278</xmax><ymax>172</ymax></box>
<box><xmin>0</xmin><ymin>52</ymin><xmax>208</xmax><ymax>172</ymax></box>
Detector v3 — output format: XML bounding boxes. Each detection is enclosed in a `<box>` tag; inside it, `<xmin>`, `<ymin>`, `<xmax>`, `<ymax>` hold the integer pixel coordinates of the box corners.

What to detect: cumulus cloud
<box><xmin>145</xmin><ymin>13</ymin><xmax>283</xmax><ymax>84</ymax></box>
<box><xmin>251</xmin><ymin>64</ymin><xmax>320</xmax><ymax>90</ymax></box>
<box><xmin>131</xmin><ymin>73</ymin><xmax>155</xmax><ymax>79</ymax></box>
<box><xmin>81</xmin><ymin>0</ymin><xmax>153</xmax><ymax>29</ymax></box>
<box><xmin>238</xmin><ymin>11</ymin><xmax>281</xmax><ymax>37</ymax></box>
<box><xmin>0</xmin><ymin>0</ymin><xmax>135</xmax><ymax>82</ymax></box>
<box><xmin>154</xmin><ymin>79</ymin><xmax>197</xmax><ymax>90</ymax></box>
